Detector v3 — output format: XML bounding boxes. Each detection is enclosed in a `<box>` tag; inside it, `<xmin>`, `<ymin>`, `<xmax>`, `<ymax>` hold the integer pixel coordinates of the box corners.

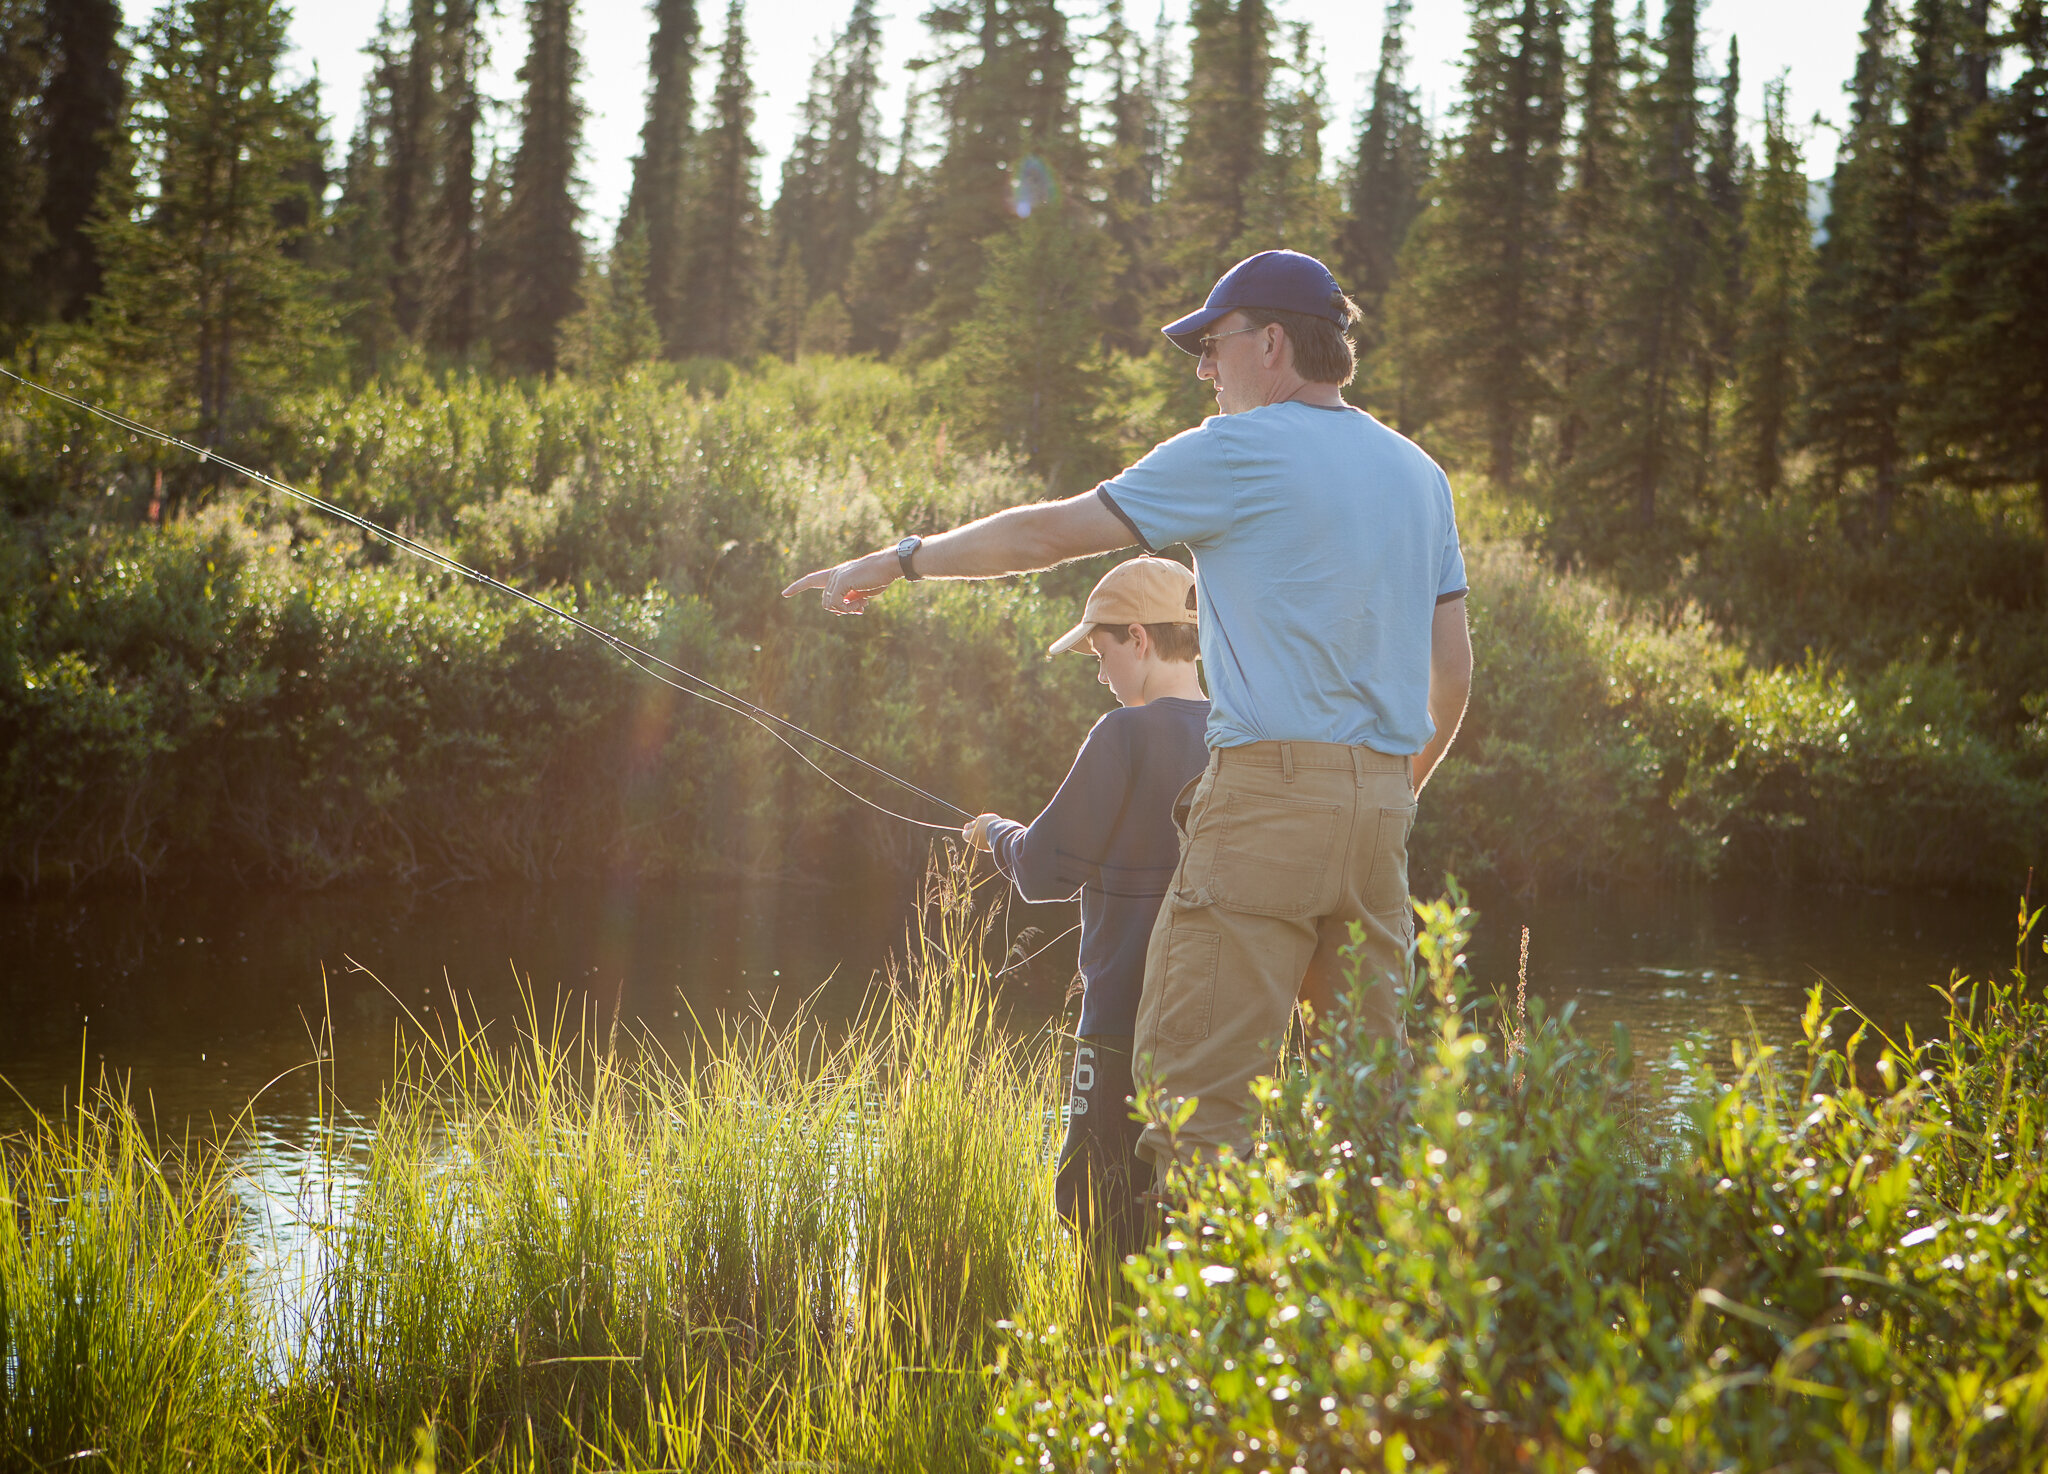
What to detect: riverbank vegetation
<box><xmin>3</xmin><ymin>0</ymin><xmax>2046</xmax><ymax>896</ymax></box>
<box><xmin>2</xmin><ymin>360</ymin><xmax>2043</xmax><ymax>894</ymax></box>
<box><xmin>4</xmin><ymin>878</ymin><xmax>2044</xmax><ymax>1470</ymax></box>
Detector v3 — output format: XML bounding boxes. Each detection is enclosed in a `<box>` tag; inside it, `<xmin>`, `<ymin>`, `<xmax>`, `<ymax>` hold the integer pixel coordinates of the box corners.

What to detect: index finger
<box><xmin>781</xmin><ymin>566</ymin><xmax>834</xmax><ymax>599</ymax></box>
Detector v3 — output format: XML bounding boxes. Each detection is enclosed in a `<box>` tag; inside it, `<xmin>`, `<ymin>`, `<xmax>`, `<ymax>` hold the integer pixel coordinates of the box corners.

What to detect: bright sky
<box><xmin>123</xmin><ymin>0</ymin><xmax>1868</xmax><ymax>235</ymax></box>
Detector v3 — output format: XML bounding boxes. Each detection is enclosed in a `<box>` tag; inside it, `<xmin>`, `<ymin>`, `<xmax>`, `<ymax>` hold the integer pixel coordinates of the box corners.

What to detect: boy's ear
<box><xmin>1128</xmin><ymin>622</ymin><xmax>1150</xmax><ymax>656</ymax></box>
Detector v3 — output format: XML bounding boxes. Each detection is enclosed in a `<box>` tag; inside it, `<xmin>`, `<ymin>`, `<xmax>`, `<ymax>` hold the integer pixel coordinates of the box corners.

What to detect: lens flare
<box><xmin>1012</xmin><ymin>155</ymin><xmax>1055</xmax><ymax>219</ymax></box>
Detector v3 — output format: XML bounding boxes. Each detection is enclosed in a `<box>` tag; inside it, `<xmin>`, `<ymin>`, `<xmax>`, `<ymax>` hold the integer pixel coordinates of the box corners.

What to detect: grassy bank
<box><xmin>1</xmin><ymin>861</ymin><xmax>1103</xmax><ymax>1470</ymax></box>
<box><xmin>3</xmin><ymin>357</ymin><xmax>2042</xmax><ymax>894</ymax></box>
<box><xmin>4</xmin><ymin>872</ymin><xmax>2047</xmax><ymax>1471</ymax></box>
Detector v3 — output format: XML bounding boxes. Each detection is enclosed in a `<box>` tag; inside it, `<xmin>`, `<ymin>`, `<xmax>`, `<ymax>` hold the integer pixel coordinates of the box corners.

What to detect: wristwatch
<box><xmin>896</xmin><ymin>534</ymin><xmax>924</xmax><ymax>582</ymax></box>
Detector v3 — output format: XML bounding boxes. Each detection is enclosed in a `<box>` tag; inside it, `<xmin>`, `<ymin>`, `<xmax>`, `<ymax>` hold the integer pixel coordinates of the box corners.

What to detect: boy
<box><xmin>964</xmin><ymin>556</ymin><xmax>1209</xmax><ymax>1251</ymax></box>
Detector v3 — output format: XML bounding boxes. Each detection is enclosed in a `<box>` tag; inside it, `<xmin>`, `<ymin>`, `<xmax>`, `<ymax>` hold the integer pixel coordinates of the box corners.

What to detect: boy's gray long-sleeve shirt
<box><xmin>984</xmin><ymin>696</ymin><xmax>1210</xmax><ymax>1035</ymax></box>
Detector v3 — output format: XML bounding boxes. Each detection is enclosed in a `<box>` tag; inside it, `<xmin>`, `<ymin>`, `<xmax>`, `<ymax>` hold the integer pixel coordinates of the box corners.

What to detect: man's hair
<box><xmin>1242</xmin><ymin>294</ymin><xmax>1363</xmax><ymax>386</ymax></box>
<box><xmin>1094</xmin><ymin>621</ymin><xmax>1201</xmax><ymax>663</ymax></box>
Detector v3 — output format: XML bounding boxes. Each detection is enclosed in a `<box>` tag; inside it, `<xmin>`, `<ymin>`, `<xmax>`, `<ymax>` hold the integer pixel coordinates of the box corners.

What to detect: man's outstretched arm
<box><xmin>1411</xmin><ymin>594</ymin><xmax>1472</xmax><ymax>795</ymax></box>
<box><xmin>781</xmin><ymin>490</ymin><xmax>1138</xmax><ymax>614</ymax></box>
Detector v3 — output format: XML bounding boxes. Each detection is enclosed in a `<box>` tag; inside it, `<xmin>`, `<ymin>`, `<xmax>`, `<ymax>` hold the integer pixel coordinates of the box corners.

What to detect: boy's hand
<box><xmin>963</xmin><ymin>813</ymin><xmax>1002</xmax><ymax>851</ymax></box>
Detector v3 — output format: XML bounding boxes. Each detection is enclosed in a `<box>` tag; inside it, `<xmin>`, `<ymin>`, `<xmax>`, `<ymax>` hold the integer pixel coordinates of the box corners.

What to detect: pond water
<box><xmin>1</xmin><ymin>870</ymin><xmax>2024</xmax><ymax>1142</ymax></box>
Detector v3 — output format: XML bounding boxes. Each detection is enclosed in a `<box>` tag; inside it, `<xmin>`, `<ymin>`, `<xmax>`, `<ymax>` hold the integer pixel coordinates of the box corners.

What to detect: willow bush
<box><xmin>995</xmin><ymin>890</ymin><xmax>2048</xmax><ymax>1472</ymax></box>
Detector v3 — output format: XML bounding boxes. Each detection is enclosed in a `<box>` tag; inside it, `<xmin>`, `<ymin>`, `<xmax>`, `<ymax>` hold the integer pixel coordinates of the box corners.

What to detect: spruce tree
<box><xmin>380</xmin><ymin>0</ymin><xmax>439</xmax><ymax>339</ymax></box>
<box><xmin>1697</xmin><ymin>38</ymin><xmax>1747</xmax><ymax>499</ymax></box>
<box><xmin>620</xmin><ymin>0</ymin><xmax>697</xmax><ymax>357</ymax></box>
<box><xmin>87</xmin><ymin>0</ymin><xmax>332</xmax><ymax>467</ymax></box>
<box><xmin>1173</xmin><ymin>0</ymin><xmax>1273</xmax><ymax>276</ymax></box>
<box><xmin>1618</xmin><ymin>0</ymin><xmax>1710</xmax><ymax>532</ymax></box>
<box><xmin>947</xmin><ymin>206</ymin><xmax>1107</xmax><ymax>488</ymax></box>
<box><xmin>274</xmin><ymin>73</ymin><xmax>329</xmax><ymax>263</ymax></box>
<box><xmin>1259</xmin><ymin>20</ymin><xmax>1339</xmax><ymax>254</ymax></box>
<box><xmin>914</xmin><ymin>0</ymin><xmax>1082</xmax><ymax>358</ymax></box>
<box><xmin>422</xmin><ymin>0</ymin><xmax>485</xmax><ymax>357</ymax></box>
<box><xmin>1803</xmin><ymin>0</ymin><xmax>1963</xmax><ymax>532</ymax></box>
<box><xmin>1340</xmin><ymin>0</ymin><xmax>1430</xmax><ymax>336</ymax></box>
<box><xmin>1094</xmin><ymin>0</ymin><xmax>1165</xmax><ymax>354</ymax></box>
<box><xmin>679</xmin><ymin>0</ymin><xmax>763</xmax><ymax>359</ymax></box>
<box><xmin>1396</xmin><ymin>0</ymin><xmax>1569</xmax><ymax>486</ymax></box>
<box><xmin>332</xmin><ymin>112</ymin><xmax>402</xmax><ymax>373</ymax></box>
<box><xmin>33</xmin><ymin>0</ymin><xmax>125</xmax><ymax>325</ymax></box>
<box><xmin>1546</xmin><ymin>0</ymin><xmax>1717</xmax><ymax>547</ymax></box>
<box><xmin>1871</xmin><ymin>0</ymin><xmax>1961</xmax><ymax>525</ymax></box>
<box><xmin>812</xmin><ymin>0</ymin><xmax>883</xmax><ymax>301</ymax></box>
<box><xmin>842</xmin><ymin>86</ymin><xmax>929</xmax><ymax>356</ymax></box>
<box><xmin>0</xmin><ymin>0</ymin><xmax>45</xmax><ymax>344</ymax></box>
<box><xmin>1734</xmin><ymin>74</ymin><xmax>1813</xmax><ymax>497</ymax></box>
<box><xmin>1913</xmin><ymin>0</ymin><xmax>2048</xmax><ymax>563</ymax></box>
<box><xmin>559</xmin><ymin>229</ymin><xmax>660</xmax><ymax>376</ymax></box>
<box><xmin>768</xmin><ymin>0</ymin><xmax>882</xmax><ymax>352</ymax></box>
<box><xmin>490</xmin><ymin>0</ymin><xmax>584</xmax><ymax>375</ymax></box>
<box><xmin>1553</xmin><ymin>0</ymin><xmax>1625</xmax><ymax>472</ymax></box>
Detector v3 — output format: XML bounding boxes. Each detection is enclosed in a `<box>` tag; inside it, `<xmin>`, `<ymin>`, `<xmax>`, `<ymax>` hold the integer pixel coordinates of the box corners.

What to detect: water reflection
<box><xmin>2</xmin><ymin>876</ymin><xmax>2018</xmax><ymax>1129</ymax></box>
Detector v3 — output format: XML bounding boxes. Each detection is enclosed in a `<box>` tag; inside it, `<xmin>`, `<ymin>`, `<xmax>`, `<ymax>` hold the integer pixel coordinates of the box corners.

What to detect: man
<box><xmin>784</xmin><ymin>249</ymin><xmax>1472</xmax><ymax>1174</ymax></box>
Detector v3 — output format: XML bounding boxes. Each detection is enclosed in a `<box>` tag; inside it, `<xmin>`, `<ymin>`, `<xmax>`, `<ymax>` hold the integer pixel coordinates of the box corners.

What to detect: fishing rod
<box><xmin>0</xmin><ymin>365</ymin><xmax>973</xmax><ymax>833</ymax></box>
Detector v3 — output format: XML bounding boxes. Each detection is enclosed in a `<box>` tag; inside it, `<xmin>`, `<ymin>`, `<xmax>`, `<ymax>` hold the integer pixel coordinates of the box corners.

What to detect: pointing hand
<box><xmin>781</xmin><ymin>549</ymin><xmax>900</xmax><ymax>615</ymax></box>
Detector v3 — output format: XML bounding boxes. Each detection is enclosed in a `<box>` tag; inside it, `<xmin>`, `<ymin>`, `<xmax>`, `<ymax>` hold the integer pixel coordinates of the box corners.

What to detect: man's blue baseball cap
<box><xmin>1162</xmin><ymin>249</ymin><xmax>1348</xmax><ymax>355</ymax></box>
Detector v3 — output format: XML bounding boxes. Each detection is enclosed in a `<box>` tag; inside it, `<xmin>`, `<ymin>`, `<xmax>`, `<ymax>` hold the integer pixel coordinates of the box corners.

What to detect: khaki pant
<box><xmin>1132</xmin><ymin>741</ymin><xmax>1415</xmax><ymax>1170</ymax></box>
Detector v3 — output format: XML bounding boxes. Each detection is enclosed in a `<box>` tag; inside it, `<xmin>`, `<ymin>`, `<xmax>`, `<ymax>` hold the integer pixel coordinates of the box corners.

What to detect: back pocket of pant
<box><xmin>1187</xmin><ymin>791</ymin><xmax>1341</xmax><ymax>918</ymax></box>
<box><xmin>1154</xmin><ymin>925</ymin><xmax>1220</xmax><ymax>1045</ymax></box>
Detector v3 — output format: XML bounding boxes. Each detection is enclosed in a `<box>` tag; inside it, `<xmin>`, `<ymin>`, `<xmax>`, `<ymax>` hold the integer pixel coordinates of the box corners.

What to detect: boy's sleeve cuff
<box><xmin>984</xmin><ymin>817</ymin><xmax>1027</xmax><ymax>875</ymax></box>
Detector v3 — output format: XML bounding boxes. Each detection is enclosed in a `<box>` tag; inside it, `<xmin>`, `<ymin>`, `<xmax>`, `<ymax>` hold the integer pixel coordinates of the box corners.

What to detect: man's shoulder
<box><xmin>1223</xmin><ymin>402</ymin><xmax>1429</xmax><ymax>459</ymax></box>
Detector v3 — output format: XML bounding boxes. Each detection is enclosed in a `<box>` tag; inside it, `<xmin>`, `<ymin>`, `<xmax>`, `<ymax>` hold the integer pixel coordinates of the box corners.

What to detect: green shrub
<box><xmin>4</xmin><ymin>360</ymin><xmax>2041</xmax><ymax>893</ymax></box>
<box><xmin>994</xmin><ymin>890</ymin><xmax>2048</xmax><ymax>1472</ymax></box>
<box><xmin>1421</xmin><ymin>543</ymin><xmax>2045</xmax><ymax>893</ymax></box>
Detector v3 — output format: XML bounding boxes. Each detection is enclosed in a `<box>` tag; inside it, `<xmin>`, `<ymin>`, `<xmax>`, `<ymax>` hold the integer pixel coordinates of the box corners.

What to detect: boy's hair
<box><xmin>1241</xmin><ymin>295</ymin><xmax>1363</xmax><ymax>386</ymax></box>
<box><xmin>1094</xmin><ymin>620</ymin><xmax>1201</xmax><ymax>663</ymax></box>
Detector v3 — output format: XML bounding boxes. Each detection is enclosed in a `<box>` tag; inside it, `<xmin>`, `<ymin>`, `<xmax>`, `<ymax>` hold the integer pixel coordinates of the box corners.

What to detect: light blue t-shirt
<box><xmin>1096</xmin><ymin>401</ymin><xmax>1466</xmax><ymax>754</ymax></box>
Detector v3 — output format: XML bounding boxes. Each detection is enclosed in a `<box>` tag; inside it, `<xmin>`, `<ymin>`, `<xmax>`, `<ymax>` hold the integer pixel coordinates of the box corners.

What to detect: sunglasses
<box><xmin>1196</xmin><ymin>324</ymin><xmax>1265</xmax><ymax>358</ymax></box>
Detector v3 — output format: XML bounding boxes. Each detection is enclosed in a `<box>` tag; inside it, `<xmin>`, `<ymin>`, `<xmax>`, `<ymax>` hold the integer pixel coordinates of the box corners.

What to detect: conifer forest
<box><xmin>0</xmin><ymin>0</ymin><xmax>2044</xmax><ymax>893</ymax></box>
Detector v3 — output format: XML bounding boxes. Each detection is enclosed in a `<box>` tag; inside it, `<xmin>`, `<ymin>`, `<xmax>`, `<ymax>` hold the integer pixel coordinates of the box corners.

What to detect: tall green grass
<box><xmin>0</xmin><ymin>1078</ymin><xmax>264</xmax><ymax>1467</ymax></box>
<box><xmin>2</xmin><ymin>860</ymin><xmax>1099</xmax><ymax>1471</ymax></box>
<box><xmin>289</xmin><ymin>861</ymin><xmax>1093</xmax><ymax>1471</ymax></box>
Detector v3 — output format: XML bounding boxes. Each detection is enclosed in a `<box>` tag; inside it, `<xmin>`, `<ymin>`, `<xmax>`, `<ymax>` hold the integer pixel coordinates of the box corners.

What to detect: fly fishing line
<box><xmin>0</xmin><ymin>366</ymin><xmax>972</xmax><ymax>832</ymax></box>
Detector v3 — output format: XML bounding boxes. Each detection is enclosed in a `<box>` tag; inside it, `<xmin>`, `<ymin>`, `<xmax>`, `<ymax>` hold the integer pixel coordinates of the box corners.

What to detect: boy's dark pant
<box><xmin>1055</xmin><ymin>1034</ymin><xmax>1153</xmax><ymax>1254</ymax></box>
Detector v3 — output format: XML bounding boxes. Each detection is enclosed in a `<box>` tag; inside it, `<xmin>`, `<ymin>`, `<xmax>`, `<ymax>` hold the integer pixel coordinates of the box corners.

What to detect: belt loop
<box><xmin>1352</xmin><ymin>745</ymin><xmax>1365</xmax><ymax>788</ymax></box>
<box><xmin>1280</xmin><ymin>742</ymin><xmax>1295</xmax><ymax>784</ymax></box>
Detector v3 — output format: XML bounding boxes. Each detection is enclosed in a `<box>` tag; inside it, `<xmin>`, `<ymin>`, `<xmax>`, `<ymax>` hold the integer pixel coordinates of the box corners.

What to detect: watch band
<box><xmin>897</xmin><ymin>535</ymin><xmax>924</xmax><ymax>582</ymax></box>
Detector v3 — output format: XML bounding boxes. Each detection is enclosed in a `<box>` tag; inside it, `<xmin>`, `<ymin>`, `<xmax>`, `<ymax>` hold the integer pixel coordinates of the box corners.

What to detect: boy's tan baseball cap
<box><xmin>1047</xmin><ymin>556</ymin><xmax>1199</xmax><ymax>656</ymax></box>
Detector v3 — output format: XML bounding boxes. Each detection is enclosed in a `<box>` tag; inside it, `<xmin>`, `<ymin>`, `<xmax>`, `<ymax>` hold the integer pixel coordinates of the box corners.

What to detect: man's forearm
<box><xmin>783</xmin><ymin>488</ymin><xmax>1136</xmax><ymax>612</ymax></box>
<box><xmin>1410</xmin><ymin>681</ymin><xmax>1469</xmax><ymax>794</ymax></box>
<box><xmin>1412</xmin><ymin>597</ymin><xmax>1473</xmax><ymax>795</ymax></box>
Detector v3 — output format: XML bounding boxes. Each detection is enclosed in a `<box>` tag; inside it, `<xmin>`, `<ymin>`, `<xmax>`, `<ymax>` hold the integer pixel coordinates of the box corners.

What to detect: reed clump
<box><xmin>283</xmin><ymin>863</ymin><xmax>1095</xmax><ymax>1470</ymax></box>
<box><xmin>2</xmin><ymin>864</ymin><xmax>1100</xmax><ymax>1471</ymax></box>
<box><xmin>0</xmin><ymin>1086</ymin><xmax>263</xmax><ymax>1468</ymax></box>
